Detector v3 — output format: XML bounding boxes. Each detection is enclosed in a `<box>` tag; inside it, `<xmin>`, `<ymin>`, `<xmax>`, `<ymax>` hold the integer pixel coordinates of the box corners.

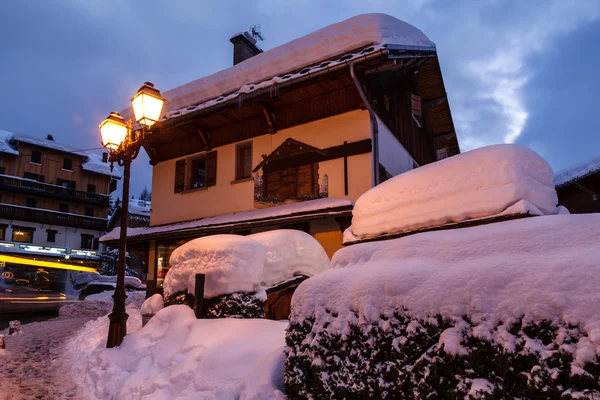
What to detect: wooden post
<box><xmin>194</xmin><ymin>274</ymin><xmax>205</xmax><ymax>319</ymax></box>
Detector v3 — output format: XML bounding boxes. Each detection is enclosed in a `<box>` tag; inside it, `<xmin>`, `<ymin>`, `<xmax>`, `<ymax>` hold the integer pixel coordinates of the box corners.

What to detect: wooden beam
<box><xmin>423</xmin><ymin>96</ymin><xmax>447</xmax><ymax>108</ymax></box>
<box><xmin>196</xmin><ymin>128</ymin><xmax>212</xmax><ymax>151</ymax></box>
<box><xmin>433</xmin><ymin>132</ymin><xmax>456</xmax><ymax>144</ymax></box>
<box><xmin>259</xmin><ymin>104</ymin><xmax>276</xmax><ymax>134</ymax></box>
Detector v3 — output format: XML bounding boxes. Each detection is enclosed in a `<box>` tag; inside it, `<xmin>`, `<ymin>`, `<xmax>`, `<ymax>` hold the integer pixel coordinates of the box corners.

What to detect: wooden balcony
<box><xmin>0</xmin><ymin>203</ymin><xmax>108</xmax><ymax>231</ymax></box>
<box><xmin>0</xmin><ymin>175</ymin><xmax>110</xmax><ymax>206</ymax></box>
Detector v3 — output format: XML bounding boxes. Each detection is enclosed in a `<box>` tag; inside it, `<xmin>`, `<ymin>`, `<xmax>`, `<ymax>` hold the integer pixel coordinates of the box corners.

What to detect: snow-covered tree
<box><xmin>99</xmin><ymin>248</ymin><xmax>140</xmax><ymax>278</ymax></box>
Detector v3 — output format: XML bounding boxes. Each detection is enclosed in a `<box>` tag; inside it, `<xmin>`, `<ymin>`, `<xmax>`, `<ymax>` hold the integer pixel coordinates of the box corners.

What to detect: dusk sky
<box><xmin>1</xmin><ymin>0</ymin><xmax>599</xmax><ymax>197</ymax></box>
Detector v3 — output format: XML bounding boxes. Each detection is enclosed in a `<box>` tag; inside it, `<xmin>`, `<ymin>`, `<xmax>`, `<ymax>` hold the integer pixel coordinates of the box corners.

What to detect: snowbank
<box><xmin>249</xmin><ymin>230</ymin><xmax>330</xmax><ymax>287</ymax></box>
<box><xmin>164</xmin><ymin>234</ymin><xmax>266</xmax><ymax>298</ymax></box>
<box><xmin>140</xmin><ymin>293</ymin><xmax>164</xmax><ymax>315</ymax></box>
<box><xmin>74</xmin><ymin>305</ymin><xmax>286</xmax><ymax>399</ymax></box>
<box><xmin>287</xmin><ymin>214</ymin><xmax>600</xmax><ymax>397</ymax></box>
<box><xmin>345</xmin><ymin>144</ymin><xmax>558</xmax><ymax>241</ymax></box>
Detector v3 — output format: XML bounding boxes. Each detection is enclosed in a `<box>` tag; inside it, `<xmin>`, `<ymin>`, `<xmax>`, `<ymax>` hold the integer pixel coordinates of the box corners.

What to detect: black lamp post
<box><xmin>99</xmin><ymin>82</ymin><xmax>165</xmax><ymax>348</ymax></box>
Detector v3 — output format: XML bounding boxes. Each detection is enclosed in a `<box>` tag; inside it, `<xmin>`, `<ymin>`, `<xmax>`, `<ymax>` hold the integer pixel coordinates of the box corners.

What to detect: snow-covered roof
<box><xmin>554</xmin><ymin>156</ymin><xmax>600</xmax><ymax>188</ymax></box>
<box><xmin>127</xmin><ymin>199</ymin><xmax>151</xmax><ymax>216</ymax></box>
<box><xmin>101</xmin><ymin>197</ymin><xmax>352</xmax><ymax>242</ymax></box>
<box><xmin>0</xmin><ymin>129</ymin><xmax>19</xmax><ymax>155</ymax></box>
<box><xmin>122</xmin><ymin>13</ymin><xmax>435</xmax><ymax>122</ymax></box>
<box><xmin>8</xmin><ymin>132</ymin><xmax>121</xmax><ymax>179</ymax></box>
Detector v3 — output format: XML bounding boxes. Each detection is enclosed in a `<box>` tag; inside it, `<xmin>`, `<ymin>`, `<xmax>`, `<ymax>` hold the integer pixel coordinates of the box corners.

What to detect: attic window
<box><xmin>31</xmin><ymin>150</ymin><xmax>42</xmax><ymax>165</ymax></box>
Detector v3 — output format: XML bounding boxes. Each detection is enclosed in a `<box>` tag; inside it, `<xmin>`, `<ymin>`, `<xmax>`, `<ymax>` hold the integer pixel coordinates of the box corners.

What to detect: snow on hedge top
<box><xmin>554</xmin><ymin>155</ymin><xmax>600</xmax><ymax>187</ymax></box>
<box><xmin>345</xmin><ymin>144</ymin><xmax>558</xmax><ymax>241</ymax></box>
<box><xmin>295</xmin><ymin>214</ymin><xmax>600</xmax><ymax>352</ymax></box>
<box><xmin>164</xmin><ymin>234</ymin><xmax>266</xmax><ymax>298</ymax></box>
<box><xmin>127</xmin><ymin>14</ymin><xmax>433</xmax><ymax>121</ymax></box>
<box><xmin>249</xmin><ymin>230</ymin><xmax>330</xmax><ymax>287</ymax></box>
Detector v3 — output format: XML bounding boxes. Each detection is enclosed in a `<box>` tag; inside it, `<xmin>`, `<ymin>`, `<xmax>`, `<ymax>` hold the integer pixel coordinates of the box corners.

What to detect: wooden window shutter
<box><xmin>206</xmin><ymin>151</ymin><xmax>217</xmax><ymax>187</ymax></box>
<box><xmin>174</xmin><ymin>160</ymin><xmax>186</xmax><ymax>193</ymax></box>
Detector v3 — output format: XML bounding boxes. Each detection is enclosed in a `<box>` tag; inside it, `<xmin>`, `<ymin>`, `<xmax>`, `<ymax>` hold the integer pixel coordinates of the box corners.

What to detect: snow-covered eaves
<box><xmin>121</xmin><ymin>13</ymin><xmax>435</xmax><ymax>123</ymax></box>
<box><xmin>554</xmin><ymin>156</ymin><xmax>600</xmax><ymax>188</ymax></box>
<box><xmin>9</xmin><ymin>132</ymin><xmax>121</xmax><ymax>179</ymax></box>
<box><xmin>101</xmin><ymin>197</ymin><xmax>353</xmax><ymax>244</ymax></box>
<box><xmin>0</xmin><ymin>129</ymin><xmax>19</xmax><ymax>155</ymax></box>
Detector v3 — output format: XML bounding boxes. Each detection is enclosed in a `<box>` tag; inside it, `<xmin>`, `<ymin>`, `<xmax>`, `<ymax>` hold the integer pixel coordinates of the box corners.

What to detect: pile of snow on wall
<box><xmin>163</xmin><ymin>231</ymin><xmax>330</xmax><ymax>298</ymax></box>
<box><xmin>249</xmin><ymin>230</ymin><xmax>330</xmax><ymax>287</ymax></box>
<box><xmin>287</xmin><ymin>214</ymin><xmax>600</xmax><ymax>398</ymax></box>
<box><xmin>345</xmin><ymin>144</ymin><xmax>558</xmax><ymax>241</ymax></box>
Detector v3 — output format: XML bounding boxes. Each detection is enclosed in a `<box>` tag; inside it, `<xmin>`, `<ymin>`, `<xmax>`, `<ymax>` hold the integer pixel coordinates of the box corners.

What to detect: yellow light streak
<box><xmin>0</xmin><ymin>255</ymin><xmax>97</xmax><ymax>272</ymax></box>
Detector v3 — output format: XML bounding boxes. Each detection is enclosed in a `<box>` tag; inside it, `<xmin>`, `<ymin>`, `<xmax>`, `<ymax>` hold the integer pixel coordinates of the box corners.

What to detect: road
<box><xmin>0</xmin><ymin>311</ymin><xmax>59</xmax><ymax>331</ymax></box>
<box><xmin>0</xmin><ymin>315</ymin><xmax>95</xmax><ymax>400</ymax></box>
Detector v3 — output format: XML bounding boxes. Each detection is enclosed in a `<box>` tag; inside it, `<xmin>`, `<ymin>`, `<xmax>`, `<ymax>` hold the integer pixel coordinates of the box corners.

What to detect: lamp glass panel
<box><xmin>132</xmin><ymin>93</ymin><xmax>164</xmax><ymax>127</ymax></box>
<box><xmin>100</xmin><ymin>119</ymin><xmax>127</xmax><ymax>151</ymax></box>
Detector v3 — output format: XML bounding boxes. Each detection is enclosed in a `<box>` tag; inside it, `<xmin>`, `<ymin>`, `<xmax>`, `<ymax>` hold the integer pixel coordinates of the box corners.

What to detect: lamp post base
<box><xmin>106</xmin><ymin>291</ymin><xmax>129</xmax><ymax>348</ymax></box>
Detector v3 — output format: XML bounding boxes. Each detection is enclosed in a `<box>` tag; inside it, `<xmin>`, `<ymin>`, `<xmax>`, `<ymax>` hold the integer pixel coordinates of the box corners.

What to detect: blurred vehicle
<box><xmin>78</xmin><ymin>279</ymin><xmax>145</xmax><ymax>300</ymax></box>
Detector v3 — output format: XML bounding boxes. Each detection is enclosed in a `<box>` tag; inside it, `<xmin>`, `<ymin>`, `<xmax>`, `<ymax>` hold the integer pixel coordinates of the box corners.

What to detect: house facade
<box><xmin>0</xmin><ymin>130</ymin><xmax>120</xmax><ymax>265</ymax></box>
<box><xmin>101</xmin><ymin>14</ymin><xmax>460</xmax><ymax>299</ymax></box>
<box><xmin>555</xmin><ymin>156</ymin><xmax>600</xmax><ymax>214</ymax></box>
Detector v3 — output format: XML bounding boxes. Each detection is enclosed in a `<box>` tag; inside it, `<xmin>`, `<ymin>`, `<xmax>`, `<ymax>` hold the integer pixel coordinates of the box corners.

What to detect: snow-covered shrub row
<box><xmin>287</xmin><ymin>214</ymin><xmax>600</xmax><ymax>399</ymax></box>
<box><xmin>285</xmin><ymin>312</ymin><xmax>599</xmax><ymax>399</ymax></box>
<box><xmin>163</xmin><ymin>231</ymin><xmax>329</xmax><ymax>298</ymax></box>
<box><xmin>205</xmin><ymin>291</ymin><xmax>266</xmax><ymax>319</ymax></box>
<box><xmin>70</xmin><ymin>305</ymin><xmax>287</xmax><ymax>399</ymax></box>
<box><xmin>345</xmin><ymin>144</ymin><xmax>559</xmax><ymax>241</ymax></box>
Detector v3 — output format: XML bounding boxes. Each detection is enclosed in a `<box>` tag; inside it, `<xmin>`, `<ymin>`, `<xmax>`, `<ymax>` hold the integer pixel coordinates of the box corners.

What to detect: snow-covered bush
<box><xmin>205</xmin><ymin>291</ymin><xmax>266</xmax><ymax>319</ymax></box>
<box><xmin>164</xmin><ymin>234</ymin><xmax>266</xmax><ymax>298</ymax></box>
<box><xmin>98</xmin><ymin>248</ymin><xmax>140</xmax><ymax>278</ymax></box>
<box><xmin>249</xmin><ymin>230</ymin><xmax>330</xmax><ymax>287</ymax></box>
<box><xmin>286</xmin><ymin>215</ymin><xmax>600</xmax><ymax>399</ymax></box>
<box><xmin>345</xmin><ymin>144</ymin><xmax>559</xmax><ymax>241</ymax></box>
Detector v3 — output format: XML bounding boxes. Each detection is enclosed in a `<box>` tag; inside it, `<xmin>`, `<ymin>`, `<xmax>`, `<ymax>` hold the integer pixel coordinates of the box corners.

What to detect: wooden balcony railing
<box><xmin>0</xmin><ymin>203</ymin><xmax>108</xmax><ymax>231</ymax></box>
<box><xmin>0</xmin><ymin>175</ymin><xmax>110</xmax><ymax>206</ymax></box>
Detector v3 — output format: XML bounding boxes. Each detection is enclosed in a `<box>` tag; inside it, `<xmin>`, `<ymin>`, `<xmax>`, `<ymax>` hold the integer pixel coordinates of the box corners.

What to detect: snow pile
<box><xmin>127</xmin><ymin>13</ymin><xmax>433</xmax><ymax>122</ymax></box>
<box><xmin>73</xmin><ymin>305</ymin><xmax>286</xmax><ymax>399</ymax></box>
<box><xmin>164</xmin><ymin>231</ymin><xmax>331</xmax><ymax>298</ymax></box>
<box><xmin>287</xmin><ymin>214</ymin><xmax>600</xmax><ymax>398</ymax></box>
<box><xmin>345</xmin><ymin>144</ymin><xmax>558</xmax><ymax>241</ymax></box>
<box><xmin>0</xmin><ymin>129</ymin><xmax>19</xmax><ymax>155</ymax></box>
<box><xmin>140</xmin><ymin>293</ymin><xmax>164</xmax><ymax>315</ymax></box>
<box><xmin>249</xmin><ymin>230</ymin><xmax>330</xmax><ymax>287</ymax></box>
<box><xmin>164</xmin><ymin>234</ymin><xmax>266</xmax><ymax>298</ymax></box>
<box><xmin>59</xmin><ymin>291</ymin><xmax>146</xmax><ymax>318</ymax></box>
<box><xmin>555</xmin><ymin>155</ymin><xmax>600</xmax><ymax>187</ymax></box>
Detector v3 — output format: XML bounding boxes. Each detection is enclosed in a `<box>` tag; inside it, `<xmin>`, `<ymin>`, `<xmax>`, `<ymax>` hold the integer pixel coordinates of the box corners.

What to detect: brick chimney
<box><xmin>229</xmin><ymin>32</ymin><xmax>263</xmax><ymax>65</ymax></box>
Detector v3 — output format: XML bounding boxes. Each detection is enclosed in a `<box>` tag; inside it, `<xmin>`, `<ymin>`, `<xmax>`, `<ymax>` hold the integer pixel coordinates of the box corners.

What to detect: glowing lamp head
<box><xmin>99</xmin><ymin>111</ymin><xmax>128</xmax><ymax>152</ymax></box>
<box><xmin>131</xmin><ymin>82</ymin><xmax>165</xmax><ymax>128</ymax></box>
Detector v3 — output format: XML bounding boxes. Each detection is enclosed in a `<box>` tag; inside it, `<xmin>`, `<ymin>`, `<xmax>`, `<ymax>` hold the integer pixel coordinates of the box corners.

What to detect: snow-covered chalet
<box><xmin>101</xmin><ymin>13</ymin><xmax>460</xmax><ymax>297</ymax></box>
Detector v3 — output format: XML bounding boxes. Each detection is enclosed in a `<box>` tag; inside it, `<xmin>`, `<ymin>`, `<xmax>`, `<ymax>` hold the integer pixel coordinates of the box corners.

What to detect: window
<box><xmin>0</xmin><ymin>224</ymin><xmax>6</xmax><ymax>240</ymax></box>
<box><xmin>156</xmin><ymin>240</ymin><xmax>187</xmax><ymax>288</ymax></box>
<box><xmin>63</xmin><ymin>157</ymin><xmax>73</xmax><ymax>171</ymax></box>
<box><xmin>87</xmin><ymin>184</ymin><xmax>96</xmax><ymax>193</ymax></box>
<box><xmin>80</xmin><ymin>234</ymin><xmax>94</xmax><ymax>249</ymax></box>
<box><xmin>12</xmin><ymin>227</ymin><xmax>34</xmax><ymax>243</ymax></box>
<box><xmin>59</xmin><ymin>204</ymin><xmax>69</xmax><ymax>213</ymax></box>
<box><xmin>26</xmin><ymin>198</ymin><xmax>37</xmax><ymax>208</ymax></box>
<box><xmin>56</xmin><ymin>178</ymin><xmax>76</xmax><ymax>189</ymax></box>
<box><xmin>190</xmin><ymin>156</ymin><xmax>206</xmax><ymax>189</ymax></box>
<box><xmin>85</xmin><ymin>207</ymin><xmax>94</xmax><ymax>217</ymax></box>
<box><xmin>24</xmin><ymin>172</ymin><xmax>45</xmax><ymax>183</ymax></box>
<box><xmin>235</xmin><ymin>141</ymin><xmax>253</xmax><ymax>180</ymax></box>
<box><xmin>31</xmin><ymin>150</ymin><xmax>42</xmax><ymax>164</ymax></box>
<box><xmin>46</xmin><ymin>229</ymin><xmax>57</xmax><ymax>243</ymax></box>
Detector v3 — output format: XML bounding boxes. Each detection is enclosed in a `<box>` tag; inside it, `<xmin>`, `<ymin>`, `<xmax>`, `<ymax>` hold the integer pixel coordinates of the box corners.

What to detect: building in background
<box><xmin>555</xmin><ymin>156</ymin><xmax>600</xmax><ymax>214</ymax></box>
<box><xmin>0</xmin><ymin>130</ymin><xmax>120</xmax><ymax>265</ymax></box>
<box><xmin>101</xmin><ymin>14</ymin><xmax>460</xmax><ymax>297</ymax></box>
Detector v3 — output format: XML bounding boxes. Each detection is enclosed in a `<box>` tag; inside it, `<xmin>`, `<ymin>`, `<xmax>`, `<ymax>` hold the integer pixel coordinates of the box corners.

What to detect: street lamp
<box><xmin>100</xmin><ymin>82</ymin><xmax>165</xmax><ymax>348</ymax></box>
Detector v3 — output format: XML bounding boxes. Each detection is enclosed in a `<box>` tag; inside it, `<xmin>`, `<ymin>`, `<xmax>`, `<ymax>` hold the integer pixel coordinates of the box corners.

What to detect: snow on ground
<box><xmin>295</xmin><ymin>214</ymin><xmax>600</xmax><ymax>356</ymax></box>
<box><xmin>164</xmin><ymin>234</ymin><xmax>266</xmax><ymax>298</ymax></box>
<box><xmin>101</xmin><ymin>197</ymin><xmax>352</xmax><ymax>242</ymax></box>
<box><xmin>555</xmin><ymin>155</ymin><xmax>600</xmax><ymax>187</ymax></box>
<box><xmin>69</xmin><ymin>305</ymin><xmax>287</xmax><ymax>400</ymax></box>
<box><xmin>249</xmin><ymin>230</ymin><xmax>330</xmax><ymax>287</ymax></box>
<box><xmin>345</xmin><ymin>144</ymin><xmax>558</xmax><ymax>241</ymax></box>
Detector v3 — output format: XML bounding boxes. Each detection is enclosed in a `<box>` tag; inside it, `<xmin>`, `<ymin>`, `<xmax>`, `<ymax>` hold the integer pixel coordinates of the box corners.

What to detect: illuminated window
<box><xmin>156</xmin><ymin>240</ymin><xmax>187</xmax><ymax>288</ymax></box>
<box><xmin>0</xmin><ymin>225</ymin><xmax>6</xmax><ymax>240</ymax></box>
<box><xmin>12</xmin><ymin>227</ymin><xmax>34</xmax><ymax>243</ymax></box>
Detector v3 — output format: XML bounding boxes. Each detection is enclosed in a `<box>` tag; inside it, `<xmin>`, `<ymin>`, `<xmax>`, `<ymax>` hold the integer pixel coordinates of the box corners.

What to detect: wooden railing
<box><xmin>0</xmin><ymin>176</ymin><xmax>110</xmax><ymax>206</ymax></box>
<box><xmin>0</xmin><ymin>204</ymin><xmax>108</xmax><ymax>231</ymax></box>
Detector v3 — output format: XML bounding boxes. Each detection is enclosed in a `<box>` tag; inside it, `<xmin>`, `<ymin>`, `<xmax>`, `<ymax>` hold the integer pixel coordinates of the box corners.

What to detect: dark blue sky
<box><xmin>0</xmin><ymin>0</ymin><xmax>599</xmax><ymax>196</ymax></box>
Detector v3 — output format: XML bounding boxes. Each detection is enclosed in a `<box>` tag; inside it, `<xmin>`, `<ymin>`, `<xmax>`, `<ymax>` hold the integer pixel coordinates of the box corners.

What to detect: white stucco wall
<box><xmin>377</xmin><ymin>116</ymin><xmax>416</xmax><ymax>176</ymax></box>
<box><xmin>150</xmin><ymin>110</ymin><xmax>373</xmax><ymax>226</ymax></box>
